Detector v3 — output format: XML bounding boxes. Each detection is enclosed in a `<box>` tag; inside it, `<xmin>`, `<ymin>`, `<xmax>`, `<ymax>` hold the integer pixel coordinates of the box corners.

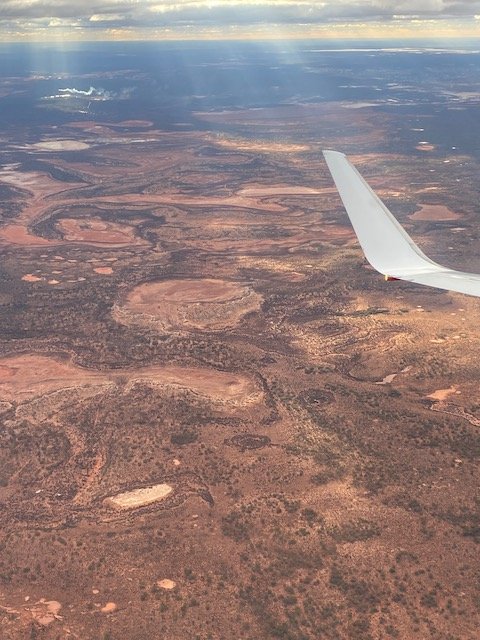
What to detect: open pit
<box><xmin>114</xmin><ymin>278</ymin><xmax>263</xmax><ymax>331</ymax></box>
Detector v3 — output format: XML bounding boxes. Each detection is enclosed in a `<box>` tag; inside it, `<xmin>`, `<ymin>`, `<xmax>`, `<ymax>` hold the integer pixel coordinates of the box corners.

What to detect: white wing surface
<box><xmin>323</xmin><ymin>150</ymin><xmax>480</xmax><ymax>298</ymax></box>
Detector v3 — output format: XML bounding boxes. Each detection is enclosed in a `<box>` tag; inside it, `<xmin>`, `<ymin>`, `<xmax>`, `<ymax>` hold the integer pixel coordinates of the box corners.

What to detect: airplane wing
<box><xmin>323</xmin><ymin>149</ymin><xmax>480</xmax><ymax>298</ymax></box>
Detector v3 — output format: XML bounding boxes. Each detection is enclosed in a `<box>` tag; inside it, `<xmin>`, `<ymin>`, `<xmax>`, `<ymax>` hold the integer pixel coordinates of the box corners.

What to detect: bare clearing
<box><xmin>416</xmin><ymin>142</ymin><xmax>436</xmax><ymax>151</ymax></box>
<box><xmin>33</xmin><ymin>140</ymin><xmax>90</xmax><ymax>151</ymax></box>
<box><xmin>205</xmin><ymin>133</ymin><xmax>309</xmax><ymax>153</ymax></box>
<box><xmin>238</xmin><ymin>185</ymin><xmax>320</xmax><ymax>197</ymax></box>
<box><xmin>0</xmin><ymin>354</ymin><xmax>261</xmax><ymax>405</ymax></box>
<box><xmin>410</xmin><ymin>204</ymin><xmax>460</xmax><ymax>221</ymax></box>
<box><xmin>93</xmin><ymin>266</ymin><xmax>114</xmax><ymax>275</ymax></box>
<box><xmin>116</xmin><ymin>278</ymin><xmax>263</xmax><ymax>331</ymax></box>
<box><xmin>157</xmin><ymin>579</ymin><xmax>176</xmax><ymax>590</ymax></box>
<box><xmin>0</xmin><ymin>354</ymin><xmax>106</xmax><ymax>402</ymax></box>
<box><xmin>58</xmin><ymin>218</ymin><xmax>146</xmax><ymax>247</ymax></box>
<box><xmin>426</xmin><ymin>385</ymin><xmax>458</xmax><ymax>401</ymax></box>
<box><xmin>21</xmin><ymin>274</ymin><xmax>42</xmax><ymax>282</ymax></box>
<box><xmin>130</xmin><ymin>366</ymin><xmax>261</xmax><ymax>405</ymax></box>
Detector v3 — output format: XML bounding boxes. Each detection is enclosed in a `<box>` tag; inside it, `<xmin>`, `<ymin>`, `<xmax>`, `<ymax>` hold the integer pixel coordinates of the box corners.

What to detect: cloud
<box><xmin>89</xmin><ymin>13</ymin><xmax>126</xmax><ymax>22</ymax></box>
<box><xmin>43</xmin><ymin>85</ymin><xmax>134</xmax><ymax>100</ymax></box>
<box><xmin>1</xmin><ymin>0</ymin><xmax>480</xmax><ymax>39</ymax></box>
<box><xmin>2</xmin><ymin>0</ymin><xmax>480</xmax><ymax>22</ymax></box>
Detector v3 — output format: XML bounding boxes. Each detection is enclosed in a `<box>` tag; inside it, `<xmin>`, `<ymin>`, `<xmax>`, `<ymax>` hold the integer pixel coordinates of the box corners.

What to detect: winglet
<box><xmin>322</xmin><ymin>150</ymin><xmax>437</xmax><ymax>277</ymax></box>
<box><xmin>322</xmin><ymin>150</ymin><xmax>480</xmax><ymax>298</ymax></box>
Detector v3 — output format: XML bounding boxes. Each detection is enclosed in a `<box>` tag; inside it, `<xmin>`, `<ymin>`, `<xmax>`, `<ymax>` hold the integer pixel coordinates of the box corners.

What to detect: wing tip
<box><xmin>322</xmin><ymin>149</ymin><xmax>346</xmax><ymax>161</ymax></box>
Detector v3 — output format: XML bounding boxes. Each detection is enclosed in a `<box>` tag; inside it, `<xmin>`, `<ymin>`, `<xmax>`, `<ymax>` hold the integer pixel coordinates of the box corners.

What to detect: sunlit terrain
<box><xmin>0</xmin><ymin>40</ymin><xmax>479</xmax><ymax>639</ymax></box>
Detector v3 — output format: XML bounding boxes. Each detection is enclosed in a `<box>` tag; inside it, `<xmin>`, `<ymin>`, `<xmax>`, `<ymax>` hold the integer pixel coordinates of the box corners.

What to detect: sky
<box><xmin>2</xmin><ymin>0</ymin><xmax>480</xmax><ymax>42</ymax></box>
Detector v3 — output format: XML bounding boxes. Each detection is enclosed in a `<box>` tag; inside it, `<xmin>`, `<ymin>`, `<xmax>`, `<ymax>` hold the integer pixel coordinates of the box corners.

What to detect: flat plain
<box><xmin>0</xmin><ymin>42</ymin><xmax>479</xmax><ymax>640</ymax></box>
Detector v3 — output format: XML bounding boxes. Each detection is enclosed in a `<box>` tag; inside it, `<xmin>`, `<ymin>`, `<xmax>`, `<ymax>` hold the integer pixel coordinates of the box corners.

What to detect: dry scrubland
<box><xmin>0</xmin><ymin>101</ymin><xmax>479</xmax><ymax>640</ymax></box>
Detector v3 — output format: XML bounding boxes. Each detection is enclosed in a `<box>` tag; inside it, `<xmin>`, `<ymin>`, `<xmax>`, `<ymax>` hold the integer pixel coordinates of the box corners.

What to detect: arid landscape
<box><xmin>0</xmin><ymin>41</ymin><xmax>480</xmax><ymax>640</ymax></box>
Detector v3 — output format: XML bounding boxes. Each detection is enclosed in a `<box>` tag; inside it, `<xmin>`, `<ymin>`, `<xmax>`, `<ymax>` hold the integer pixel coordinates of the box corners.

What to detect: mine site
<box><xmin>0</xmin><ymin>41</ymin><xmax>479</xmax><ymax>640</ymax></box>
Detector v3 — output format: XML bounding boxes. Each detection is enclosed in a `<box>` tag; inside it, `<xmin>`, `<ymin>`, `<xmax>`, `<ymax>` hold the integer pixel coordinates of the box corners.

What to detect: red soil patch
<box><xmin>0</xmin><ymin>225</ymin><xmax>53</xmax><ymax>246</ymax></box>
<box><xmin>58</xmin><ymin>218</ymin><xmax>145</xmax><ymax>247</ymax></box>
<box><xmin>409</xmin><ymin>204</ymin><xmax>460</xmax><ymax>221</ymax></box>
<box><xmin>0</xmin><ymin>355</ymin><xmax>103</xmax><ymax>403</ymax></box>
<box><xmin>140</xmin><ymin>279</ymin><xmax>244</xmax><ymax>303</ymax></box>
<box><xmin>21</xmin><ymin>274</ymin><xmax>42</xmax><ymax>282</ymax></box>
<box><xmin>0</xmin><ymin>159</ymin><xmax>287</xmax><ymax>249</ymax></box>
<box><xmin>115</xmin><ymin>278</ymin><xmax>263</xmax><ymax>331</ymax></box>
<box><xmin>130</xmin><ymin>366</ymin><xmax>260</xmax><ymax>404</ymax></box>
<box><xmin>0</xmin><ymin>354</ymin><xmax>261</xmax><ymax>405</ymax></box>
<box><xmin>93</xmin><ymin>266</ymin><xmax>114</xmax><ymax>275</ymax></box>
<box><xmin>0</xmin><ymin>170</ymin><xmax>84</xmax><ymax>247</ymax></box>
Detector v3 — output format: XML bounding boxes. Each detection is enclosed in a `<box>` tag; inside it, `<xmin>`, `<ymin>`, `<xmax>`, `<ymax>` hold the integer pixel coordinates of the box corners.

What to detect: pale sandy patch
<box><xmin>29</xmin><ymin>600</ymin><xmax>62</xmax><ymax>626</ymax></box>
<box><xmin>93</xmin><ymin>266</ymin><xmax>113</xmax><ymax>275</ymax></box>
<box><xmin>0</xmin><ymin>170</ymin><xmax>51</xmax><ymax>190</ymax></box>
<box><xmin>118</xmin><ymin>120</ymin><xmax>153</xmax><ymax>127</ymax></box>
<box><xmin>105</xmin><ymin>484</ymin><xmax>173</xmax><ymax>509</ymax></box>
<box><xmin>376</xmin><ymin>366</ymin><xmax>411</xmax><ymax>385</ymax></box>
<box><xmin>208</xmin><ymin>135</ymin><xmax>309</xmax><ymax>153</ymax></box>
<box><xmin>375</xmin><ymin>373</ymin><xmax>398</xmax><ymax>385</ymax></box>
<box><xmin>157</xmin><ymin>579</ymin><xmax>176</xmax><ymax>590</ymax></box>
<box><xmin>238</xmin><ymin>185</ymin><xmax>320</xmax><ymax>197</ymax></box>
<box><xmin>22</xmin><ymin>274</ymin><xmax>42</xmax><ymax>282</ymax></box>
<box><xmin>48</xmin><ymin>279</ymin><xmax>60</xmax><ymax>285</ymax></box>
<box><xmin>33</xmin><ymin>140</ymin><xmax>90</xmax><ymax>151</ymax></box>
<box><xmin>416</xmin><ymin>142</ymin><xmax>435</xmax><ymax>151</ymax></box>
<box><xmin>426</xmin><ymin>385</ymin><xmax>458</xmax><ymax>401</ymax></box>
